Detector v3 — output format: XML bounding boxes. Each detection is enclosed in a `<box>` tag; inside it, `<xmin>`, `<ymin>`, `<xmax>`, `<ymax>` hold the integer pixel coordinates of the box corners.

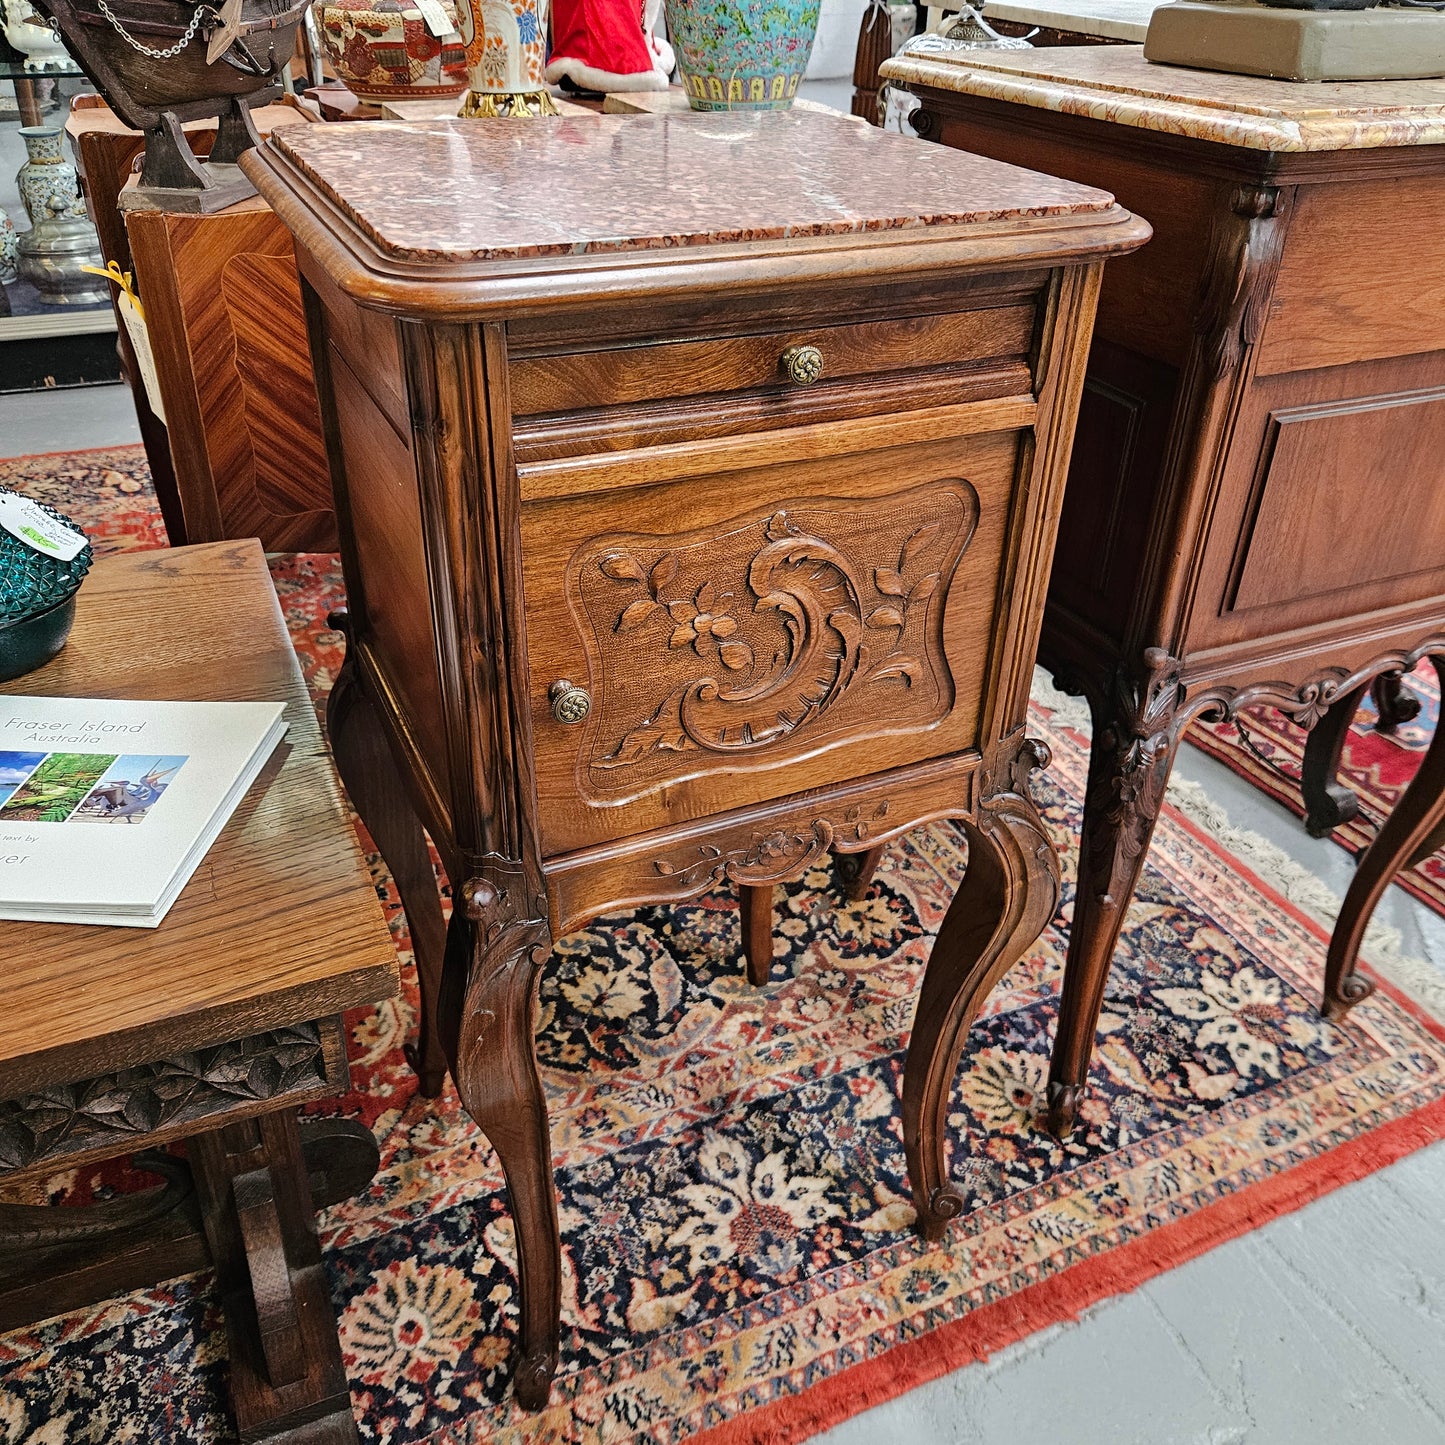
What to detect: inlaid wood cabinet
<box><xmin>244</xmin><ymin>110</ymin><xmax>1148</xmax><ymax>1407</ymax></box>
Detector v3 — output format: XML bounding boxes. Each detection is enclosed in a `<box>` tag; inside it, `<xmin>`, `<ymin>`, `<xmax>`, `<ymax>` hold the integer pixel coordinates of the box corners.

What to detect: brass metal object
<box><xmin>459</xmin><ymin>89</ymin><xmax>562</xmax><ymax>117</ymax></box>
<box><xmin>781</xmin><ymin>344</ymin><xmax>824</xmax><ymax>385</ymax></box>
<box><xmin>549</xmin><ymin>680</ymin><xmax>591</xmax><ymax>724</ymax></box>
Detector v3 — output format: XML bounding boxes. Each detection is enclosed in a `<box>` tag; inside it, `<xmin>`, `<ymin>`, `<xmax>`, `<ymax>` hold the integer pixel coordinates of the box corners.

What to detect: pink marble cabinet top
<box><xmin>882</xmin><ymin>45</ymin><xmax>1445</xmax><ymax>153</ymax></box>
<box><xmin>266</xmin><ymin>110</ymin><xmax>1117</xmax><ymax>264</ymax></box>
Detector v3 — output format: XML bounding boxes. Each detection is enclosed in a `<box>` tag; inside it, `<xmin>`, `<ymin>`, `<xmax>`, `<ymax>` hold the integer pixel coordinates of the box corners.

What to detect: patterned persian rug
<box><xmin>3</xmin><ymin>446</ymin><xmax>1445</xmax><ymax>1445</ymax></box>
<box><xmin>1187</xmin><ymin>670</ymin><xmax>1444</xmax><ymax>919</ymax></box>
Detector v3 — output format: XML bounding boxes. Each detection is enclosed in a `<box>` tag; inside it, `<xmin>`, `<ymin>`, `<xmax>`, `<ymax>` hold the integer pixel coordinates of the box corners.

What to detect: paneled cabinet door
<box><xmin>519</xmin><ymin>424</ymin><xmax>1030</xmax><ymax>855</ymax></box>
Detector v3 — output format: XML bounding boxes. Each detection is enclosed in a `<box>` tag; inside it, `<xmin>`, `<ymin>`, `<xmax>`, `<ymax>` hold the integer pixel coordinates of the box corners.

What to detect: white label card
<box><xmin>413</xmin><ymin>0</ymin><xmax>456</xmax><ymax>38</ymax></box>
<box><xmin>0</xmin><ymin>493</ymin><xmax>87</xmax><ymax>563</ymax></box>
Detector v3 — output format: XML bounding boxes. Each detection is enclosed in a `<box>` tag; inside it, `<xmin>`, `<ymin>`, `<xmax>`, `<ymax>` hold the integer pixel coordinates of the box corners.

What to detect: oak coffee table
<box><xmin>244</xmin><ymin>110</ymin><xmax>1149</xmax><ymax>1406</ymax></box>
<box><xmin>0</xmin><ymin>540</ymin><xmax>399</xmax><ymax>1444</ymax></box>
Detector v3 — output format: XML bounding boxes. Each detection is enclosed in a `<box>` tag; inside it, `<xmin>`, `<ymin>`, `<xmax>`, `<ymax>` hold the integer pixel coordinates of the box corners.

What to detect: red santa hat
<box><xmin>544</xmin><ymin>0</ymin><xmax>674</xmax><ymax>93</ymax></box>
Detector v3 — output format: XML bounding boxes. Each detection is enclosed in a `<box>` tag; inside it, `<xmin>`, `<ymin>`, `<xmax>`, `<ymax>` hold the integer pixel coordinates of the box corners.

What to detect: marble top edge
<box><xmin>882</xmin><ymin>46</ymin><xmax>1445</xmax><ymax>152</ymax></box>
<box><xmin>267</xmin><ymin>110</ymin><xmax>1121</xmax><ymax>265</ymax></box>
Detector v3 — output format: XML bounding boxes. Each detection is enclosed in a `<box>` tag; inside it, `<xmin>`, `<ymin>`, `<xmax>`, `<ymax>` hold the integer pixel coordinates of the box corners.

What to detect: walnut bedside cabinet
<box><xmin>242</xmin><ymin>110</ymin><xmax>1149</xmax><ymax>1407</ymax></box>
<box><xmin>880</xmin><ymin>47</ymin><xmax>1445</xmax><ymax>1138</ymax></box>
<box><xmin>0</xmin><ymin>541</ymin><xmax>400</xmax><ymax>1444</ymax></box>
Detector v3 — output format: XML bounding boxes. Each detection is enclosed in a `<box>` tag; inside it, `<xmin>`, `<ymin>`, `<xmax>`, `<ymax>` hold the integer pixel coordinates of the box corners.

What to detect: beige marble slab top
<box><xmin>265</xmin><ymin>109</ymin><xmax>1118</xmax><ymax>264</ymax></box>
<box><xmin>981</xmin><ymin>0</ymin><xmax>1160</xmax><ymax>43</ymax></box>
<box><xmin>882</xmin><ymin>42</ymin><xmax>1445</xmax><ymax>150</ymax></box>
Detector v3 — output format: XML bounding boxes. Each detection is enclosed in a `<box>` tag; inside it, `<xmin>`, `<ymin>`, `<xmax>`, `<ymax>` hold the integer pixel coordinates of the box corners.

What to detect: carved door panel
<box><xmin>520</xmin><ymin>427</ymin><xmax>1026</xmax><ymax>855</ymax></box>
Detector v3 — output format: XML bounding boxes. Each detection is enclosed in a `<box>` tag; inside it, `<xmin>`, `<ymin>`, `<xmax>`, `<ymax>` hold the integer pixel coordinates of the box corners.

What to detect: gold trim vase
<box><xmin>456</xmin><ymin>0</ymin><xmax>559</xmax><ymax>115</ymax></box>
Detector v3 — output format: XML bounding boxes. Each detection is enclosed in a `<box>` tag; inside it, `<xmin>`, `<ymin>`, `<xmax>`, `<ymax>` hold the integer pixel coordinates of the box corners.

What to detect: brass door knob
<box><xmin>780</xmin><ymin>344</ymin><xmax>824</xmax><ymax>386</ymax></box>
<box><xmin>549</xmin><ymin>679</ymin><xmax>591</xmax><ymax>725</ymax></box>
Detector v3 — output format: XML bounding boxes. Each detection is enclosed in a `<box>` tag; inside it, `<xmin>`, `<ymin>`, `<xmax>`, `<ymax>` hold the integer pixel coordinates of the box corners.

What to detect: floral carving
<box><xmin>652</xmin><ymin>802</ymin><xmax>891</xmax><ymax>889</ymax></box>
<box><xmin>590</xmin><ymin>495</ymin><xmax>974</xmax><ymax>772</ymax></box>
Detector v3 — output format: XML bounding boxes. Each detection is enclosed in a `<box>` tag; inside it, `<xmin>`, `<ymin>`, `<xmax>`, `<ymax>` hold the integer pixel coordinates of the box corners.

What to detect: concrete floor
<box><xmin>7</xmin><ymin>372</ymin><xmax>1445</xmax><ymax>1445</ymax></box>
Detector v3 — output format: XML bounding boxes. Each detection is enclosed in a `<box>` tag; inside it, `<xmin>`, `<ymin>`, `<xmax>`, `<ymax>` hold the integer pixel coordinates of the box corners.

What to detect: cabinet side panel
<box><xmin>1047</xmin><ymin>339</ymin><xmax>1178</xmax><ymax>646</ymax></box>
<box><xmin>922</xmin><ymin>100</ymin><xmax>1212</xmax><ymax>367</ymax></box>
<box><xmin>1260</xmin><ymin>177</ymin><xmax>1445</xmax><ymax>377</ymax></box>
<box><xmin>328</xmin><ymin>349</ymin><xmax>452</xmax><ymax>807</ymax></box>
<box><xmin>1187</xmin><ymin>351</ymin><xmax>1445</xmax><ymax>654</ymax></box>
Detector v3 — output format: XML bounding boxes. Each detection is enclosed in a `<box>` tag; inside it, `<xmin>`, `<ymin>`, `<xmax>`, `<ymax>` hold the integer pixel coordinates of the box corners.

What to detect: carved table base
<box><xmin>0</xmin><ymin>1102</ymin><xmax>380</xmax><ymax>1444</ymax></box>
<box><xmin>331</xmin><ymin>635</ymin><xmax>1062</xmax><ymax>1410</ymax></box>
<box><xmin>1046</xmin><ymin>641</ymin><xmax>1445</xmax><ymax>1138</ymax></box>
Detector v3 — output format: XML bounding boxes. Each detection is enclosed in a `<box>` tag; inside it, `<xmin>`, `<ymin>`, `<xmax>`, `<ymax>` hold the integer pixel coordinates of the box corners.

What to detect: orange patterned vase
<box><xmin>456</xmin><ymin>0</ymin><xmax>559</xmax><ymax>114</ymax></box>
<box><xmin>317</xmin><ymin>0</ymin><xmax>469</xmax><ymax>102</ymax></box>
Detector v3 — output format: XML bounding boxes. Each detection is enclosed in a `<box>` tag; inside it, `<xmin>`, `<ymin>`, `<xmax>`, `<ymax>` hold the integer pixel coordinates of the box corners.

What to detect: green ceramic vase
<box><xmin>666</xmin><ymin>0</ymin><xmax>822</xmax><ymax>111</ymax></box>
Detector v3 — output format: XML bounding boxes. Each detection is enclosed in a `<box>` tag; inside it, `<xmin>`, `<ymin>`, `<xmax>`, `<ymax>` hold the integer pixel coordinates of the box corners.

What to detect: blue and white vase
<box><xmin>16</xmin><ymin>126</ymin><xmax>87</xmax><ymax>227</ymax></box>
<box><xmin>0</xmin><ymin>208</ymin><xmax>18</xmax><ymax>286</ymax></box>
<box><xmin>666</xmin><ymin>0</ymin><xmax>822</xmax><ymax>111</ymax></box>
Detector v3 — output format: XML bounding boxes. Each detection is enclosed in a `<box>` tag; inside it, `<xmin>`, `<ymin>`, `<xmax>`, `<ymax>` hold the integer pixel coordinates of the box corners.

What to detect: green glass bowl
<box><xmin>0</xmin><ymin>491</ymin><xmax>93</xmax><ymax>683</ymax></box>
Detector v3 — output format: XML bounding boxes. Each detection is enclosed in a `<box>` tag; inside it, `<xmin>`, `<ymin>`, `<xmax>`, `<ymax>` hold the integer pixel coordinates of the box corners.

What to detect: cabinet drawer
<box><xmin>520</xmin><ymin>424</ymin><xmax>1025</xmax><ymax>856</ymax></box>
<box><xmin>509</xmin><ymin>303</ymin><xmax>1040</xmax><ymax>421</ymax></box>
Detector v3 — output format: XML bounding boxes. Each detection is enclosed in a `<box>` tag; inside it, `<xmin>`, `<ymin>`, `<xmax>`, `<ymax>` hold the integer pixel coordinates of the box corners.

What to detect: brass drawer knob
<box><xmin>780</xmin><ymin>344</ymin><xmax>824</xmax><ymax>386</ymax></box>
<box><xmin>549</xmin><ymin>679</ymin><xmax>591</xmax><ymax>725</ymax></box>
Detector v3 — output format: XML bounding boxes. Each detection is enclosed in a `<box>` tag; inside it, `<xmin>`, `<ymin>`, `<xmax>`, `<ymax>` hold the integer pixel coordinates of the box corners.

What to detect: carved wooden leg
<box><xmin>1300</xmin><ymin>680</ymin><xmax>1369</xmax><ymax>839</ymax></box>
<box><xmin>449</xmin><ymin>882</ymin><xmax>561</xmax><ymax>1411</ymax></box>
<box><xmin>903</xmin><ymin>739</ymin><xmax>1060</xmax><ymax>1239</ymax></box>
<box><xmin>739</xmin><ymin>884</ymin><xmax>774</xmax><ymax>986</ymax></box>
<box><xmin>1372</xmin><ymin>670</ymin><xmax>1422</xmax><ymax>736</ymax></box>
<box><xmin>839</xmin><ymin>842</ymin><xmax>888</xmax><ymax>903</ymax></box>
<box><xmin>327</xmin><ymin>617</ymin><xmax>450</xmax><ymax>1096</ymax></box>
<box><xmin>1324</xmin><ymin>660</ymin><xmax>1445</xmax><ymax>1021</ymax></box>
<box><xmin>0</xmin><ymin>1120</ymin><xmax>379</xmax><ymax>1335</ymax></box>
<box><xmin>1047</xmin><ymin>651</ymin><xmax>1186</xmax><ymax>1138</ymax></box>
<box><xmin>189</xmin><ymin>1111</ymin><xmax>358</xmax><ymax>1444</ymax></box>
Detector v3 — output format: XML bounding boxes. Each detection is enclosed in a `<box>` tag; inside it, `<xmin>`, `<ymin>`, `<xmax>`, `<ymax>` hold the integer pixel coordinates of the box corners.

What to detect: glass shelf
<box><xmin>0</xmin><ymin>59</ymin><xmax>86</xmax><ymax>80</ymax></box>
<box><xmin>1</xmin><ymin>60</ymin><xmax>115</xmax><ymax>374</ymax></box>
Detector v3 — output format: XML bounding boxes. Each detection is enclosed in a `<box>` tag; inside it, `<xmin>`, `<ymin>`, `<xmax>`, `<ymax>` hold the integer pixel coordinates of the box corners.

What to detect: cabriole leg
<box><xmin>449</xmin><ymin>888</ymin><xmax>561</xmax><ymax>1410</ymax></box>
<box><xmin>1047</xmin><ymin>651</ymin><xmax>1185</xmax><ymax>1138</ymax></box>
<box><xmin>1300</xmin><ymin>680</ymin><xmax>1369</xmax><ymax>839</ymax></box>
<box><xmin>739</xmin><ymin>883</ymin><xmax>774</xmax><ymax>986</ymax></box>
<box><xmin>1324</xmin><ymin>657</ymin><xmax>1445</xmax><ymax>1021</ymax></box>
<box><xmin>1372</xmin><ymin>670</ymin><xmax>1422</xmax><ymax>736</ymax></box>
<box><xmin>904</xmin><ymin>740</ymin><xmax>1060</xmax><ymax>1239</ymax></box>
<box><xmin>327</xmin><ymin>619</ymin><xmax>451</xmax><ymax>1096</ymax></box>
<box><xmin>840</xmin><ymin>842</ymin><xmax>887</xmax><ymax>903</ymax></box>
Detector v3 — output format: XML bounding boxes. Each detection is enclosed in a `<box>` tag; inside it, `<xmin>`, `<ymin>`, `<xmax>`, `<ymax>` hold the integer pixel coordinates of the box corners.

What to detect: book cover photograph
<box><xmin>0</xmin><ymin>697</ymin><xmax>287</xmax><ymax>926</ymax></box>
<box><xmin>0</xmin><ymin>752</ymin><xmax>186</xmax><ymax>823</ymax></box>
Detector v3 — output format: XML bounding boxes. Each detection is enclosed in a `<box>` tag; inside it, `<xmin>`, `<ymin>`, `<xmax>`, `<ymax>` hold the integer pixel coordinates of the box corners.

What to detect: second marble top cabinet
<box><xmin>244</xmin><ymin>110</ymin><xmax>1148</xmax><ymax>1407</ymax></box>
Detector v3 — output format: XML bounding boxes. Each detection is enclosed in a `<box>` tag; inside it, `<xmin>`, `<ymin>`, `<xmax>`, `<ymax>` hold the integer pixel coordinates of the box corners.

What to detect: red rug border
<box><xmin>690</xmin><ymin>778</ymin><xmax>1445</xmax><ymax>1445</ymax></box>
<box><xmin>691</xmin><ymin>1095</ymin><xmax>1445</xmax><ymax>1445</ymax></box>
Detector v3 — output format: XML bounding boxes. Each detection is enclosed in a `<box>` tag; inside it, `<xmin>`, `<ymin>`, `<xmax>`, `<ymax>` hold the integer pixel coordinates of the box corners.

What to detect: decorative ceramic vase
<box><xmin>1</xmin><ymin>0</ymin><xmax>71</xmax><ymax>68</ymax></box>
<box><xmin>317</xmin><ymin>0</ymin><xmax>469</xmax><ymax>101</ymax></box>
<box><xmin>17</xmin><ymin>216</ymin><xmax>108</xmax><ymax>305</ymax></box>
<box><xmin>15</xmin><ymin>126</ymin><xmax>87</xmax><ymax>226</ymax></box>
<box><xmin>667</xmin><ymin>0</ymin><xmax>821</xmax><ymax>110</ymax></box>
<box><xmin>455</xmin><ymin>0</ymin><xmax>558</xmax><ymax>115</ymax></box>
<box><xmin>0</xmin><ymin>208</ymin><xmax>17</xmax><ymax>286</ymax></box>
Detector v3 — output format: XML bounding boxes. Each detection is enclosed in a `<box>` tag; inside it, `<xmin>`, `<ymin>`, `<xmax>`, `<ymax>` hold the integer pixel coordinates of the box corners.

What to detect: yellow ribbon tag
<box><xmin>81</xmin><ymin>260</ymin><xmax>164</xmax><ymax>424</ymax></box>
<box><xmin>80</xmin><ymin>259</ymin><xmax>145</xmax><ymax>322</ymax></box>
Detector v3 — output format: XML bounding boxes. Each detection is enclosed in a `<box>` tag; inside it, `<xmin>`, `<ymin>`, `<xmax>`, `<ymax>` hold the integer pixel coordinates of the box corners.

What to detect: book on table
<box><xmin>0</xmin><ymin>696</ymin><xmax>288</xmax><ymax>927</ymax></box>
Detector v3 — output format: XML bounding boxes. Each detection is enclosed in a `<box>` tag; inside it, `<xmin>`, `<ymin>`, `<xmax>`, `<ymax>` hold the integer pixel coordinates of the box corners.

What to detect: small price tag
<box><xmin>0</xmin><ymin>493</ymin><xmax>88</xmax><ymax>562</ymax></box>
<box><xmin>413</xmin><ymin>0</ymin><xmax>457</xmax><ymax>39</ymax></box>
